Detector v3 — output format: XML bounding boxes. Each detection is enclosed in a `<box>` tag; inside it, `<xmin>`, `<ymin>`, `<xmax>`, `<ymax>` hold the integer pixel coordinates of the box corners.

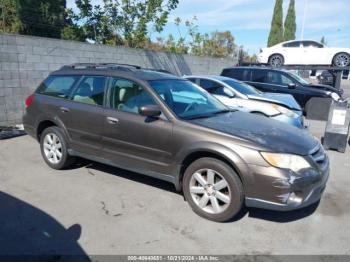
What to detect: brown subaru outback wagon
<box><xmin>23</xmin><ymin>63</ymin><xmax>329</xmax><ymax>222</ymax></box>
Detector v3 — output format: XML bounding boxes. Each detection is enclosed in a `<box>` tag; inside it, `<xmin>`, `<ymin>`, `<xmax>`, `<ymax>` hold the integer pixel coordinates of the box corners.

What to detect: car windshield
<box><xmin>222</xmin><ymin>79</ymin><xmax>261</xmax><ymax>95</ymax></box>
<box><xmin>287</xmin><ymin>71</ymin><xmax>310</xmax><ymax>85</ymax></box>
<box><xmin>148</xmin><ymin>79</ymin><xmax>229</xmax><ymax>119</ymax></box>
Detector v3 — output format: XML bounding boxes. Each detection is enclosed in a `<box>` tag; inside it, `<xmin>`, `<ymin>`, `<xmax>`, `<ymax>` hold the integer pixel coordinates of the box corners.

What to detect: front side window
<box><xmin>109</xmin><ymin>78</ymin><xmax>156</xmax><ymax>114</ymax></box>
<box><xmin>252</xmin><ymin>70</ymin><xmax>266</xmax><ymax>83</ymax></box>
<box><xmin>266</xmin><ymin>72</ymin><xmax>294</xmax><ymax>86</ymax></box>
<box><xmin>302</xmin><ymin>41</ymin><xmax>323</xmax><ymax>48</ymax></box>
<box><xmin>37</xmin><ymin>75</ymin><xmax>79</xmax><ymax>98</ymax></box>
<box><xmin>71</xmin><ymin>76</ymin><xmax>106</xmax><ymax>106</ymax></box>
<box><xmin>222</xmin><ymin>79</ymin><xmax>260</xmax><ymax>95</ymax></box>
<box><xmin>149</xmin><ymin>80</ymin><xmax>227</xmax><ymax>119</ymax></box>
<box><xmin>266</xmin><ymin>71</ymin><xmax>281</xmax><ymax>84</ymax></box>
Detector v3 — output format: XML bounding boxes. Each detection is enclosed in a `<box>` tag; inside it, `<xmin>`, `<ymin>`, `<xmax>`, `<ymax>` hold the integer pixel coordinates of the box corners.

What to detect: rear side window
<box><xmin>37</xmin><ymin>76</ymin><xmax>79</xmax><ymax>98</ymax></box>
<box><xmin>282</xmin><ymin>41</ymin><xmax>301</xmax><ymax>48</ymax></box>
<box><xmin>71</xmin><ymin>76</ymin><xmax>107</xmax><ymax>106</ymax></box>
<box><xmin>252</xmin><ymin>70</ymin><xmax>267</xmax><ymax>83</ymax></box>
<box><xmin>222</xmin><ymin>69</ymin><xmax>243</xmax><ymax>80</ymax></box>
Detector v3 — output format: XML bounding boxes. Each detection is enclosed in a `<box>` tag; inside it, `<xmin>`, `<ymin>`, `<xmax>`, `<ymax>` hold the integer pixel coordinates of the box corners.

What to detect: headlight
<box><xmin>272</xmin><ymin>104</ymin><xmax>298</xmax><ymax>118</ymax></box>
<box><xmin>260</xmin><ymin>152</ymin><xmax>311</xmax><ymax>172</ymax></box>
<box><xmin>331</xmin><ymin>92</ymin><xmax>340</xmax><ymax>101</ymax></box>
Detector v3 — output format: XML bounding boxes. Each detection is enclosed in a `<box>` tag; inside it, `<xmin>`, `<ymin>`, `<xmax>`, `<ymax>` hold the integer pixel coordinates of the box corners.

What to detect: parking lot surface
<box><xmin>1</xmin><ymin>119</ymin><xmax>350</xmax><ymax>256</ymax></box>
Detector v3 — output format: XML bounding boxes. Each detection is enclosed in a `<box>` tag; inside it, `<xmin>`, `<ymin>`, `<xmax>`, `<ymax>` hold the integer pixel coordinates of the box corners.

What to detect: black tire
<box><xmin>332</xmin><ymin>53</ymin><xmax>350</xmax><ymax>67</ymax></box>
<box><xmin>268</xmin><ymin>54</ymin><xmax>284</xmax><ymax>68</ymax></box>
<box><xmin>40</xmin><ymin>126</ymin><xmax>75</xmax><ymax>170</ymax></box>
<box><xmin>183</xmin><ymin>157</ymin><xmax>244</xmax><ymax>222</ymax></box>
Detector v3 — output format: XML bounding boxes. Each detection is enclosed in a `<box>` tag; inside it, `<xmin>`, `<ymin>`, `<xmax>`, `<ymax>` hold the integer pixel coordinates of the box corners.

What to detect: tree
<box><xmin>0</xmin><ymin>0</ymin><xmax>21</xmax><ymax>33</ymax></box>
<box><xmin>61</xmin><ymin>8</ymin><xmax>86</xmax><ymax>41</ymax></box>
<box><xmin>267</xmin><ymin>0</ymin><xmax>284</xmax><ymax>47</ymax></box>
<box><xmin>320</xmin><ymin>36</ymin><xmax>327</xmax><ymax>45</ymax></box>
<box><xmin>17</xmin><ymin>0</ymin><xmax>66</xmax><ymax>38</ymax></box>
<box><xmin>106</xmin><ymin>0</ymin><xmax>179</xmax><ymax>48</ymax></box>
<box><xmin>284</xmin><ymin>0</ymin><xmax>296</xmax><ymax>41</ymax></box>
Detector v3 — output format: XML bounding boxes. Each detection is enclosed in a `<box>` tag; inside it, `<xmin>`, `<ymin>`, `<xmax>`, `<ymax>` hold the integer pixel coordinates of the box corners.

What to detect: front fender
<box><xmin>173</xmin><ymin>141</ymin><xmax>254</xmax><ymax>191</ymax></box>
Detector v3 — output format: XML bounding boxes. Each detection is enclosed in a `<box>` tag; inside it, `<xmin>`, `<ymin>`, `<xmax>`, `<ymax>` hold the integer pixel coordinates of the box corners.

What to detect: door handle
<box><xmin>106</xmin><ymin>116</ymin><xmax>119</xmax><ymax>124</ymax></box>
<box><xmin>60</xmin><ymin>107</ymin><xmax>70</xmax><ymax>113</ymax></box>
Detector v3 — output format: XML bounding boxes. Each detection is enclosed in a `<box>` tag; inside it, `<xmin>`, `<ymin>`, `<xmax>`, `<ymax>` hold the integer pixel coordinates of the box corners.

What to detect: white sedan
<box><xmin>258</xmin><ymin>40</ymin><xmax>350</xmax><ymax>68</ymax></box>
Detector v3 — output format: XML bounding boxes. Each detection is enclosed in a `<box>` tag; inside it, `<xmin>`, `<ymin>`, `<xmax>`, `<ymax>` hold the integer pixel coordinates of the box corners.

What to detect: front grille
<box><xmin>309</xmin><ymin>144</ymin><xmax>327</xmax><ymax>169</ymax></box>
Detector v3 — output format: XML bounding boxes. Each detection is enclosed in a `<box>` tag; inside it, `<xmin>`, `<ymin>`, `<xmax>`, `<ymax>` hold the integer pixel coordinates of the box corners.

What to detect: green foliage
<box><xmin>267</xmin><ymin>0</ymin><xmax>284</xmax><ymax>47</ymax></box>
<box><xmin>149</xmin><ymin>16</ymin><xmax>254</xmax><ymax>60</ymax></box>
<box><xmin>17</xmin><ymin>0</ymin><xmax>66</xmax><ymax>38</ymax></box>
<box><xmin>1</xmin><ymin>0</ymin><xmax>252</xmax><ymax>59</ymax></box>
<box><xmin>71</xmin><ymin>0</ymin><xmax>179</xmax><ymax>47</ymax></box>
<box><xmin>0</xmin><ymin>0</ymin><xmax>21</xmax><ymax>33</ymax></box>
<box><xmin>284</xmin><ymin>0</ymin><xmax>296</xmax><ymax>41</ymax></box>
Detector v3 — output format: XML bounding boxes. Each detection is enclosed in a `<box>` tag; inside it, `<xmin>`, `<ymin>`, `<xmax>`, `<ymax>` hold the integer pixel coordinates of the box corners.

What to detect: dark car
<box><xmin>317</xmin><ymin>71</ymin><xmax>334</xmax><ymax>86</ymax></box>
<box><xmin>221</xmin><ymin>67</ymin><xmax>342</xmax><ymax>109</ymax></box>
<box><xmin>23</xmin><ymin>63</ymin><xmax>329</xmax><ymax>222</ymax></box>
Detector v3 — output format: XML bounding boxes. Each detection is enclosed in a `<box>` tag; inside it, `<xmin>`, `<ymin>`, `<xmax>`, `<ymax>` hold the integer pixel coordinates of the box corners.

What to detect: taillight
<box><xmin>25</xmin><ymin>93</ymin><xmax>35</xmax><ymax>107</ymax></box>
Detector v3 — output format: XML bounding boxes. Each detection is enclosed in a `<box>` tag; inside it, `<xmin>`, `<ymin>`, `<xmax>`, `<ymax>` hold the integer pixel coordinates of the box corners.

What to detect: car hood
<box><xmin>188</xmin><ymin>111</ymin><xmax>318</xmax><ymax>155</ymax></box>
<box><xmin>247</xmin><ymin>93</ymin><xmax>302</xmax><ymax>111</ymax></box>
<box><xmin>308</xmin><ymin>84</ymin><xmax>343</xmax><ymax>95</ymax></box>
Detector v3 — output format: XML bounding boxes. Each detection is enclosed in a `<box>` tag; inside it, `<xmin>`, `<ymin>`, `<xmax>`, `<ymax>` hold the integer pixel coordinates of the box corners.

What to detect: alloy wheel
<box><xmin>270</xmin><ymin>55</ymin><xmax>283</xmax><ymax>67</ymax></box>
<box><xmin>43</xmin><ymin>133</ymin><xmax>63</xmax><ymax>164</ymax></box>
<box><xmin>189</xmin><ymin>168</ymin><xmax>231</xmax><ymax>214</ymax></box>
<box><xmin>334</xmin><ymin>53</ymin><xmax>350</xmax><ymax>67</ymax></box>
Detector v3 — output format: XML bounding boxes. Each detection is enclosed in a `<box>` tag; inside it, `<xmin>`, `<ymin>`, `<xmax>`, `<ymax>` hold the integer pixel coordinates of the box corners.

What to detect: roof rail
<box><xmin>60</xmin><ymin>63</ymin><xmax>141</xmax><ymax>70</ymax></box>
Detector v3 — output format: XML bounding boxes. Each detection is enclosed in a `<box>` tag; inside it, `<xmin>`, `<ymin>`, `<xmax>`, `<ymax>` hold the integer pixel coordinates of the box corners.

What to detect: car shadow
<box><xmin>71</xmin><ymin>158</ymin><xmax>179</xmax><ymax>194</ymax></box>
<box><xmin>0</xmin><ymin>191</ymin><xmax>89</xmax><ymax>260</ymax></box>
<box><xmin>74</xmin><ymin>160</ymin><xmax>320</xmax><ymax>223</ymax></box>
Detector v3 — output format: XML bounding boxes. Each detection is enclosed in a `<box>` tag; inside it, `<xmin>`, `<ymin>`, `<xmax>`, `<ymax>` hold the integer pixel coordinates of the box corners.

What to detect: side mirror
<box><xmin>288</xmin><ymin>83</ymin><xmax>297</xmax><ymax>89</ymax></box>
<box><xmin>139</xmin><ymin>105</ymin><xmax>161</xmax><ymax>117</ymax></box>
<box><xmin>223</xmin><ymin>87</ymin><xmax>235</xmax><ymax>98</ymax></box>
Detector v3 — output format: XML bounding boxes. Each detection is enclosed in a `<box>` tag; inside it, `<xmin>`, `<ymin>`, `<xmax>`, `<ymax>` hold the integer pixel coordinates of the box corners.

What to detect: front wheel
<box><xmin>333</xmin><ymin>53</ymin><xmax>350</xmax><ymax>67</ymax></box>
<box><xmin>183</xmin><ymin>158</ymin><xmax>244</xmax><ymax>222</ymax></box>
<box><xmin>268</xmin><ymin>54</ymin><xmax>284</xmax><ymax>68</ymax></box>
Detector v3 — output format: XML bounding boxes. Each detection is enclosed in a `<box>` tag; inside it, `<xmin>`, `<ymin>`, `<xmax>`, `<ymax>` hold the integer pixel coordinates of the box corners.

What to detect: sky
<box><xmin>66</xmin><ymin>0</ymin><xmax>350</xmax><ymax>55</ymax></box>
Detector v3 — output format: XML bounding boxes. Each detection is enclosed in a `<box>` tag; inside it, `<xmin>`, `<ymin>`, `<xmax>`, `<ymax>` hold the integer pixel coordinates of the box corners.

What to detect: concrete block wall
<box><xmin>0</xmin><ymin>33</ymin><xmax>237</xmax><ymax>126</ymax></box>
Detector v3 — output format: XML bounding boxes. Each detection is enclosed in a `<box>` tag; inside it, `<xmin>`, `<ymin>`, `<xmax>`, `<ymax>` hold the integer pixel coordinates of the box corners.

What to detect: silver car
<box><xmin>185</xmin><ymin>75</ymin><xmax>305</xmax><ymax>128</ymax></box>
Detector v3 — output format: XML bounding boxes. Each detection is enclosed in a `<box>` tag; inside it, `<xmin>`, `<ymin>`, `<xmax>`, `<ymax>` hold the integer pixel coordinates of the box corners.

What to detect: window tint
<box><xmin>71</xmin><ymin>76</ymin><xmax>106</xmax><ymax>106</ymax></box>
<box><xmin>221</xmin><ymin>69</ymin><xmax>251</xmax><ymax>81</ymax></box>
<box><xmin>252</xmin><ymin>70</ymin><xmax>266</xmax><ymax>83</ymax></box>
<box><xmin>187</xmin><ymin>78</ymin><xmax>197</xmax><ymax>84</ymax></box>
<box><xmin>222</xmin><ymin>69</ymin><xmax>242</xmax><ymax>79</ymax></box>
<box><xmin>109</xmin><ymin>78</ymin><xmax>156</xmax><ymax>114</ymax></box>
<box><xmin>266</xmin><ymin>72</ymin><xmax>294</xmax><ymax>86</ymax></box>
<box><xmin>198</xmin><ymin>79</ymin><xmax>228</xmax><ymax>96</ymax></box>
<box><xmin>199</xmin><ymin>79</ymin><xmax>220</xmax><ymax>89</ymax></box>
<box><xmin>282</xmin><ymin>41</ymin><xmax>301</xmax><ymax>48</ymax></box>
<box><xmin>37</xmin><ymin>76</ymin><xmax>79</xmax><ymax>98</ymax></box>
<box><xmin>302</xmin><ymin>41</ymin><xmax>323</xmax><ymax>48</ymax></box>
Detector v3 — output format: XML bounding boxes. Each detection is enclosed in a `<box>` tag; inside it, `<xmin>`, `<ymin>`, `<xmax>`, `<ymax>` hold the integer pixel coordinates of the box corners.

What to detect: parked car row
<box><xmin>23</xmin><ymin>63</ymin><xmax>330</xmax><ymax>222</ymax></box>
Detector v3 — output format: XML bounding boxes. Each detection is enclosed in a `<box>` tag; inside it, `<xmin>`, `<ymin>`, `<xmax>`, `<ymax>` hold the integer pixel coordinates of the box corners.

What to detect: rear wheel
<box><xmin>332</xmin><ymin>53</ymin><xmax>350</xmax><ymax>67</ymax></box>
<box><xmin>183</xmin><ymin>158</ymin><xmax>244</xmax><ymax>222</ymax></box>
<box><xmin>40</xmin><ymin>126</ymin><xmax>75</xmax><ymax>170</ymax></box>
<box><xmin>268</xmin><ymin>54</ymin><xmax>284</xmax><ymax>68</ymax></box>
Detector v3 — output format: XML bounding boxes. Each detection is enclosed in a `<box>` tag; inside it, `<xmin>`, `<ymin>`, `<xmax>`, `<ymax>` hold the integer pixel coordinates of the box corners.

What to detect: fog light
<box><xmin>287</xmin><ymin>192</ymin><xmax>303</xmax><ymax>206</ymax></box>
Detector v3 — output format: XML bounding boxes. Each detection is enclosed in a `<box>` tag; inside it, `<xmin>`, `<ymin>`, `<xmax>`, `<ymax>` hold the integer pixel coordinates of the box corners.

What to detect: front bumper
<box><xmin>245</xmin><ymin>153</ymin><xmax>329</xmax><ymax>211</ymax></box>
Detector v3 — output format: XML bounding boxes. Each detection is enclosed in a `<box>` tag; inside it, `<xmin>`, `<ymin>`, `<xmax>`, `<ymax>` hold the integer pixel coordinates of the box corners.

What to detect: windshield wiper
<box><xmin>212</xmin><ymin>109</ymin><xmax>236</xmax><ymax>114</ymax></box>
<box><xmin>183</xmin><ymin>114</ymin><xmax>214</xmax><ymax>120</ymax></box>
